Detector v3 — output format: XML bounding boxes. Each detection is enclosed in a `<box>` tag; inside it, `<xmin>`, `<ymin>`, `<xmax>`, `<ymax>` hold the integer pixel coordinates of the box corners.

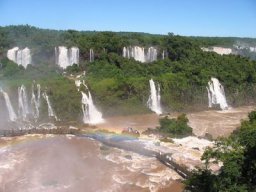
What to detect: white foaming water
<box><xmin>81</xmin><ymin>90</ymin><xmax>104</xmax><ymax>125</ymax></box>
<box><xmin>123</xmin><ymin>46</ymin><xmax>157</xmax><ymax>63</ymax></box>
<box><xmin>172</xmin><ymin>136</ymin><xmax>213</xmax><ymax>151</ymax></box>
<box><xmin>7</xmin><ymin>47</ymin><xmax>31</xmax><ymax>68</ymax></box>
<box><xmin>207</xmin><ymin>77</ymin><xmax>228</xmax><ymax>110</ymax></box>
<box><xmin>18</xmin><ymin>85</ymin><xmax>29</xmax><ymax>120</ymax></box>
<box><xmin>147</xmin><ymin>79</ymin><xmax>162</xmax><ymax>115</ymax></box>
<box><xmin>31</xmin><ymin>84</ymin><xmax>41</xmax><ymax>119</ymax></box>
<box><xmin>75</xmin><ymin>80</ymin><xmax>82</xmax><ymax>91</ymax></box>
<box><xmin>55</xmin><ymin>46</ymin><xmax>79</xmax><ymax>69</ymax></box>
<box><xmin>0</xmin><ymin>89</ymin><xmax>17</xmax><ymax>121</ymax></box>
<box><xmin>89</xmin><ymin>48</ymin><xmax>94</xmax><ymax>62</ymax></box>
<box><xmin>42</xmin><ymin>92</ymin><xmax>57</xmax><ymax>120</ymax></box>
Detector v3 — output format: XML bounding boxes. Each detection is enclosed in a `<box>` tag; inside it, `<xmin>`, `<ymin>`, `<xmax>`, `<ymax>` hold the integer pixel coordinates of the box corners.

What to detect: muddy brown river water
<box><xmin>0</xmin><ymin>135</ymin><xmax>183</xmax><ymax>192</ymax></box>
<box><xmin>98</xmin><ymin>105</ymin><xmax>255</xmax><ymax>138</ymax></box>
<box><xmin>0</xmin><ymin>105</ymin><xmax>254</xmax><ymax>192</ymax></box>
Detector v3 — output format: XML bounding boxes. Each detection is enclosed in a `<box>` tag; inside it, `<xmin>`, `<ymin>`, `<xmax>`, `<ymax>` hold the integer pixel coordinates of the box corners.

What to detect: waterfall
<box><xmin>42</xmin><ymin>92</ymin><xmax>57</xmax><ymax>119</ymax></box>
<box><xmin>147</xmin><ymin>79</ymin><xmax>162</xmax><ymax>115</ymax></box>
<box><xmin>69</xmin><ymin>47</ymin><xmax>79</xmax><ymax>65</ymax></box>
<box><xmin>31</xmin><ymin>84</ymin><xmax>41</xmax><ymax>119</ymax></box>
<box><xmin>206</xmin><ymin>87</ymin><xmax>212</xmax><ymax>108</ymax></box>
<box><xmin>21</xmin><ymin>48</ymin><xmax>31</xmax><ymax>68</ymax></box>
<box><xmin>56</xmin><ymin>46</ymin><xmax>69</xmax><ymax>69</ymax></box>
<box><xmin>122</xmin><ymin>47</ymin><xmax>127</xmax><ymax>58</ymax></box>
<box><xmin>75</xmin><ymin>80</ymin><xmax>82</xmax><ymax>91</ymax></box>
<box><xmin>55</xmin><ymin>46</ymin><xmax>79</xmax><ymax>69</ymax></box>
<box><xmin>133</xmin><ymin>46</ymin><xmax>146</xmax><ymax>62</ymax></box>
<box><xmin>146</xmin><ymin>47</ymin><xmax>157</xmax><ymax>62</ymax></box>
<box><xmin>89</xmin><ymin>49</ymin><xmax>94</xmax><ymax>62</ymax></box>
<box><xmin>122</xmin><ymin>46</ymin><xmax>157</xmax><ymax>63</ymax></box>
<box><xmin>7</xmin><ymin>47</ymin><xmax>19</xmax><ymax>62</ymax></box>
<box><xmin>207</xmin><ymin>77</ymin><xmax>228</xmax><ymax>110</ymax></box>
<box><xmin>162</xmin><ymin>50</ymin><xmax>166</xmax><ymax>60</ymax></box>
<box><xmin>81</xmin><ymin>89</ymin><xmax>104</xmax><ymax>125</ymax></box>
<box><xmin>123</xmin><ymin>46</ymin><xmax>145</xmax><ymax>62</ymax></box>
<box><xmin>0</xmin><ymin>89</ymin><xmax>17</xmax><ymax>121</ymax></box>
<box><xmin>7</xmin><ymin>47</ymin><xmax>31</xmax><ymax>68</ymax></box>
<box><xmin>16</xmin><ymin>49</ymin><xmax>22</xmax><ymax>65</ymax></box>
<box><xmin>18</xmin><ymin>85</ymin><xmax>29</xmax><ymax>119</ymax></box>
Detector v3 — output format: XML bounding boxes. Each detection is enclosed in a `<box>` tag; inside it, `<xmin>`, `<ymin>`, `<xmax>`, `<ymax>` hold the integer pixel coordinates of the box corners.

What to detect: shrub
<box><xmin>159</xmin><ymin>113</ymin><xmax>192</xmax><ymax>137</ymax></box>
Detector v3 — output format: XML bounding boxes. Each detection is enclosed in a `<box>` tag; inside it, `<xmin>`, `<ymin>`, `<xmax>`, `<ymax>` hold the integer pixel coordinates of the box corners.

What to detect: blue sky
<box><xmin>0</xmin><ymin>0</ymin><xmax>255</xmax><ymax>37</ymax></box>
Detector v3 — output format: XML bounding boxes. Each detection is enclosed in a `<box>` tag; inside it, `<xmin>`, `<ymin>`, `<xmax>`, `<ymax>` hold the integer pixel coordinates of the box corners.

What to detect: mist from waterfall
<box><xmin>18</xmin><ymin>85</ymin><xmax>29</xmax><ymax>120</ymax></box>
<box><xmin>207</xmin><ymin>77</ymin><xmax>228</xmax><ymax>110</ymax></box>
<box><xmin>147</xmin><ymin>79</ymin><xmax>162</xmax><ymax>115</ymax></box>
<box><xmin>122</xmin><ymin>46</ymin><xmax>157</xmax><ymax>63</ymax></box>
<box><xmin>7</xmin><ymin>47</ymin><xmax>31</xmax><ymax>68</ymax></box>
<box><xmin>0</xmin><ymin>89</ymin><xmax>17</xmax><ymax>121</ymax></box>
<box><xmin>81</xmin><ymin>88</ymin><xmax>104</xmax><ymax>125</ymax></box>
<box><xmin>55</xmin><ymin>46</ymin><xmax>79</xmax><ymax>69</ymax></box>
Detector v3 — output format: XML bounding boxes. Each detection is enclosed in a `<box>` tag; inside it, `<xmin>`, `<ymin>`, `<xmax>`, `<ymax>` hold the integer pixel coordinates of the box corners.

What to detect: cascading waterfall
<box><xmin>162</xmin><ymin>50</ymin><xmax>167</xmax><ymax>60</ymax></box>
<box><xmin>42</xmin><ymin>92</ymin><xmax>57</xmax><ymax>120</ymax></box>
<box><xmin>0</xmin><ymin>82</ymin><xmax>59</xmax><ymax>127</ymax></box>
<box><xmin>31</xmin><ymin>84</ymin><xmax>41</xmax><ymax>119</ymax></box>
<box><xmin>75</xmin><ymin>80</ymin><xmax>82</xmax><ymax>91</ymax></box>
<box><xmin>122</xmin><ymin>46</ymin><xmax>157</xmax><ymax>63</ymax></box>
<box><xmin>122</xmin><ymin>47</ymin><xmax>127</xmax><ymax>58</ymax></box>
<box><xmin>0</xmin><ymin>88</ymin><xmax>17</xmax><ymax>121</ymax></box>
<box><xmin>7</xmin><ymin>47</ymin><xmax>19</xmax><ymax>62</ymax></box>
<box><xmin>81</xmin><ymin>86</ymin><xmax>104</xmax><ymax>125</ymax></box>
<box><xmin>89</xmin><ymin>48</ymin><xmax>94</xmax><ymax>62</ymax></box>
<box><xmin>55</xmin><ymin>46</ymin><xmax>79</xmax><ymax>69</ymax></box>
<box><xmin>7</xmin><ymin>47</ymin><xmax>31</xmax><ymax>68</ymax></box>
<box><xmin>18</xmin><ymin>85</ymin><xmax>29</xmax><ymax>119</ymax></box>
<box><xmin>147</xmin><ymin>79</ymin><xmax>162</xmax><ymax>115</ymax></box>
<box><xmin>207</xmin><ymin>77</ymin><xmax>229</xmax><ymax>110</ymax></box>
<box><xmin>69</xmin><ymin>47</ymin><xmax>79</xmax><ymax>65</ymax></box>
<box><xmin>146</xmin><ymin>47</ymin><xmax>157</xmax><ymax>62</ymax></box>
<box><xmin>55</xmin><ymin>46</ymin><xmax>69</xmax><ymax>69</ymax></box>
<box><xmin>133</xmin><ymin>46</ymin><xmax>146</xmax><ymax>62</ymax></box>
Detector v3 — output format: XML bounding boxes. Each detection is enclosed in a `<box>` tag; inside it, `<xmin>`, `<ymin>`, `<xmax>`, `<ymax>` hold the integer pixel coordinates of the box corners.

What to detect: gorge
<box><xmin>0</xmin><ymin>25</ymin><xmax>256</xmax><ymax>192</ymax></box>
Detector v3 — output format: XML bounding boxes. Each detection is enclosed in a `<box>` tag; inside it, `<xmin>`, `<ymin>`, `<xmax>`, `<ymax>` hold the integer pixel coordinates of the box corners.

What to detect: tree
<box><xmin>185</xmin><ymin>111</ymin><xmax>256</xmax><ymax>192</ymax></box>
<box><xmin>158</xmin><ymin>114</ymin><xmax>192</xmax><ymax>137</ymax></box>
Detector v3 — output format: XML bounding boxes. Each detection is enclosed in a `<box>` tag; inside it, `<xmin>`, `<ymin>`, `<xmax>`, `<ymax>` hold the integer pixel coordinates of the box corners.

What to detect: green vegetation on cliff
<box><xmin>1</xmin><ymin>25</ymin><xmax>256</xmax><ymax>119</ymax></box>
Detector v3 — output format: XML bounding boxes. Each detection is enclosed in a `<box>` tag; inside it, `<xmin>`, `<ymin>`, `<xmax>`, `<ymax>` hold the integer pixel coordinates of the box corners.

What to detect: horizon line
<box><xmin>1</xmin><ymin>24</ymin><xmax>256</xmax><ymax>39</ymax></box>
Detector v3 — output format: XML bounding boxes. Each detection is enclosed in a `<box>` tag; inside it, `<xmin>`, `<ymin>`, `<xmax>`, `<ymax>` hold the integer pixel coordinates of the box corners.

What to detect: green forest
<box><xmin>1</xmin><ymin>25</ymin><xmax>256</xmax><ymax>120</ymax></box>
